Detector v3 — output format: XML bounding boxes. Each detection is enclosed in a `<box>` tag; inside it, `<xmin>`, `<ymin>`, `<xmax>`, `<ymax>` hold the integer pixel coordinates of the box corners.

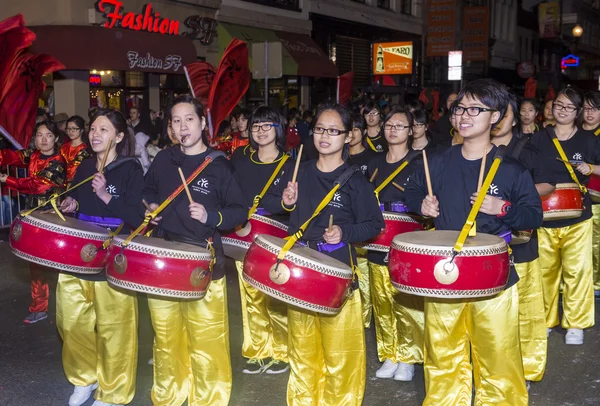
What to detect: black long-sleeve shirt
<box><xmin>529</xmin><ymin>126</ymin><xmax>600</xmax><ymax>228</ymax></box>
<box><xmin>143</xmin><ymin>147</ymin><xmax>247</xmax><ymax>279</ymax></box>
<box><xmin>262</xmin><ymin>160</ymin><xmax>385</xmax><ymax>266</ymax></box>
<box><xmin>348</xmin><ymin>148</ymin><xmax>378</xmax><ymax>177</ymax></box>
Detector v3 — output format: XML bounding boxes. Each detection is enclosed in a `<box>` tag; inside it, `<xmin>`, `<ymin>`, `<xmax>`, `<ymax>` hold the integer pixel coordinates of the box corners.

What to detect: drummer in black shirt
<box><xmin>59</xmin><ymin>109</ymin><xmax>144</xmax><ymax>406</ymax></box>
<box><xmin>263</xmin><ymin>103</ymin><xmax>384</xmax><ymax>406</ymax></box>
<box><xmin>363</xmin><ymin>101</ymin><xmax>386</xmax><ymax>153</ymax></box>
<box><xmin>143</xmin><ymin>95</ymin><xmax>246</xmax><ymax>406</ymax></box>
<box><xmin>405</xmin><ymin>79</ymin><xmax>542</xmax><ymax>406</ymax></box>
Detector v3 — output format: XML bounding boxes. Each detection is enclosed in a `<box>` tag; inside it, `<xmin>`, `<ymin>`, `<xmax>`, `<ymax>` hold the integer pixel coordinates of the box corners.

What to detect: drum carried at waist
<box><xmin>357</xmin><ymin>211</ymin><xmax>423</xmax><ymax>252</ymax></box>
<box><xmin>106</xmin><ymin>235</ymin><xmax>213</xmax><ymax>299</ymax></box>
<box><xmin>588</xmin><ymin>174</ymin><xmax>600</xmax><ymax>203</ymax></box>
<box><xmin>10</xmin><ymin>212</ymin><xmax>111</xmax><ymax>274</ymax></box>
<box><xmin>388</xmin><ymin>230</ymin><xmax>510</xmax><ymax>299</ymax></box>
<box><xmin>243</xmin><ymin>234</ymin><xmax>354</xmax><ymax>315</ymax></box>
<box><xmin>221</xmin><ymin>214</ymin><xmax>288</xmax><ymax>261</ymax></box>
<box><xmin>541</xmin><ymin>183</ymin><xmax>583</xmax><ymax>221</ymax></box>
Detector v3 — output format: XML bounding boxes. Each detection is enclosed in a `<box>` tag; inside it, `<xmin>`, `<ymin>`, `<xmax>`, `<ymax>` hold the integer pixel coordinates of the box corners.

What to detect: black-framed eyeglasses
<box><xmin>313</xmin><ymin>127</ymin><xmax>348</xmax><ymax>136</ymax></box>
<box><xmin>583</xmin><ymin>107</ymin><xmax>600</xmax><ymax>113</ymax></box>
<box><xmin>364</xmin><ymin>110</ymin><xmax>380</xmax><ymax>117</ymax></box>
<box><xmin>413</xmin><ymin>123</ymin><xmax>426</xmax><ymax>128</ymax></box>
<box><xmin>66</xmin><ymin>127</ymin><xmax>81</xmax><ymax>132</ymax></box>
<box><xmin>383</xmin><ymin>123</ymin><xmax>409</xmax><ymax>131</ymax></box>
<box><xmin>452</xmin><ymin>106</ymin><xmax>496</xmax><ymax>116</ymax></box>
<box><xmin>552</xmin><ymin>103</ymin><xmax>577</xmax><ymax>113</ymax></box>
<box><xmin>250</xmin><ymin>123</ymin><xmax>279</xmax><ymax>132</ymax></box>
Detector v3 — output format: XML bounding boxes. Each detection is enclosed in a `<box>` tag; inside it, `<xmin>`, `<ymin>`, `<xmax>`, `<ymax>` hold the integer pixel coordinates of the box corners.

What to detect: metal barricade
<box><xmin>0</xmin><ymin>165</ymin><xmax>25</xmax><ymax>228</ymax></box>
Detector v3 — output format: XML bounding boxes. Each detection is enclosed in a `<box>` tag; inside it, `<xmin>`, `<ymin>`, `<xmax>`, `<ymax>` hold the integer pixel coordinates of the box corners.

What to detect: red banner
<box><xmin>0</xmin><ymin>15</ymin><xmax>36</xmax><ymax>102</ymax></box>
<box><xmin>524</xmin><ymin>77</ymin><xmax>537</xmax><ymax>99</ymax></box>
<box><xmin>337</xmin><ymin>72</ymin><xmax>354</xmax><ymax>106</ymax></box>
<box><xmin>207</xmin><ymin>38</ymin><xmax>250</xmax><ymax>141</ymax></box>
<box><xmin>0</xmin><ymin>53</ymin><xmax>65</xmax><ymax>147</ymax></box>
<box><xmin>418</xmin><ymin>88</ymin><xmax>430</xmax><ymax>106</ymax></box>
<box><xmin>184</xmin><ymin>61</ymin><xmax>216</xmax><ymax>111</ymax></box>
<box><xmin>545</xmin><ymin>84</ymin><xmax>556</xmax><ymax>102</ymax></box>
<box><xmin>431</xmin><ymin>89</ymin><xmax>440</xmax><ymax>121</ymax></box>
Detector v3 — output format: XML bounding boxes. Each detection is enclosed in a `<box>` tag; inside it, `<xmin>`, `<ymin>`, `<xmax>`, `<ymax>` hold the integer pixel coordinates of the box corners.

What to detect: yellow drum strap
<box><xmin>247</xmin><ymin>155</ymin><xmax>289</xmax><ymax>219</ymax></box>
<box><xmin>552</xmin><ymin>137</ymin><xmax>587</xmax><ymax>194</ymax></box>
<box><xmin>374</xmin><ymin>160</ymin><xmax>410</xmax><ymax>205</ymax></box>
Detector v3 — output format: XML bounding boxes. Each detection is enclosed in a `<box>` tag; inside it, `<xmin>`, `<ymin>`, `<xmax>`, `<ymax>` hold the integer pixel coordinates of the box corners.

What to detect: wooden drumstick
<box><xmin>328</xmin><ymin>214</ymin><xmax>334</xmax><ymax>233</ymax></box>
<box><xmin>99</xmin><ymin>139</ymin><xmax>113</xmax><ymax>173</ymax></box>
<box><xmin>392</xmin><ymin>181</ymin><xmax>405</xmax><ymax>192</ymax></box>
<box><xmin>477</xmin><ymin>149</ymin><xmax>487</xmax><ymax>192</ymax></box>
<box><xmin>291</xmin><ymin>144</ymin><xmax>303</xmax><ymax>184</ymax></box>
<box><xmin>178</xmin><ymin>167</ymin><xmax>194</xmax><ymax>204</ymax></box>
<box><xmin>369</xmin><ymin>168</ymin><xmax>378</xmax><ymax>183</ymax></box>
<box><xmin>142</xmin><ymin>199</ymin><xmax>152</xmax><ymax>211</ymax></box>
<box><xmin>422</xmin><ymin>149</ymin><xmax>433</xmax><ymax>197</ymax></box>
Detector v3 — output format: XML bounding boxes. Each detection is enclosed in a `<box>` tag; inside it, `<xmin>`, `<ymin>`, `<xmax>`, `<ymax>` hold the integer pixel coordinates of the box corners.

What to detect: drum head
<box><xmin>255</xmin><ymin>234</ymin><xmax>353</xmax><ymax>278</ymax></box>
<box><xmin>391</xmin><ymin>230</ymin><xmax>507</xmax><ymax>255</ymax></box>
<box><xmin>112</xmin><ymin>235</ymin><xmax>213</xmax><ymax>260</ymax></box>
<box><xmin>21</xmin><ymin>212</ymin><xmax>109</xmax><ymax>238</ymax></box>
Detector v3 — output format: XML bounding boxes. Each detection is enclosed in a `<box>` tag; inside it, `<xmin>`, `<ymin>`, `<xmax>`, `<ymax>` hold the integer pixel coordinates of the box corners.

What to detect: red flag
<box><xmin>337</xmin><ymin>72</ymin><xmax>354</xmax><ymax>106</ymax></box>
<box><xmin>0</xmin><ymin>53</ymin><xmax>65</xmax><ymax>147</ymax></box>
<box><xmin>418</xmin><ymin>88</ymin><xmax>429</xmax><ymax>107</ymax></box>
<box><xmin>545</xmin><ymin>84</ymin><xmax>556</xmax><ymax>102</ymax></box>
<box><xmin>524</xmin><ymin>77</ymin><xmax>537</xmax><ymax>99</ymax></box>
<box><xmin>184</xmin><ymin>62</ymin><xmax>216</xmax><ymax>111</ymax></box>
<box><xmin>431</xmin><ymin>90</ymin><xmax>440</xmax><ymax>121</ymax></box>
<box><xmin>207</xmin><ymin>38</ymin><xmax>250</xmax><ymax>141</ymax></box>
<box><xmin>0</xmin><ymin>15</ymin><xmax>36</xmax><ymax>102</ymax></box>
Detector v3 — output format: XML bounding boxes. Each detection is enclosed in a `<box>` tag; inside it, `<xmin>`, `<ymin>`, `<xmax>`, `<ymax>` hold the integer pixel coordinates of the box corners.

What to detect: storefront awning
<box><xmin>29</xmin><ymin>25</ymin><xmax>197</xmax><ymax>74</ymax></box>
<box><xmin>218</xmin><ymin>23</ymin><xmax>338</xmax><ymax>78</ymax></box>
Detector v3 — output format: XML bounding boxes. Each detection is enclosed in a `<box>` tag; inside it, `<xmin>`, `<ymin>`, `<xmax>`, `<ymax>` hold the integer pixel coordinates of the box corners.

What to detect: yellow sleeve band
<box><xmin>216</xmin><ymin>212</ymin><xmax>223</xmax><ymax>227</ymax></box>
<box><xmin>281</xmin><ymin>200</ymin><xmax>296</xmax><ymax>212</ymax></box>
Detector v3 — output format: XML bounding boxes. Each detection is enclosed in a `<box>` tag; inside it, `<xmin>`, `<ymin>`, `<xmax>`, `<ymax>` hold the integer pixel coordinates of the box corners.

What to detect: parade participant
<box><xmin>542</xmin><ymin>99</ymin><xmax>556</xmax><ymax>128</ymax></box>
<box><xmin>0</xmin><ymin>120</ymin><xmax>66</xmax><ymax>324</ymax></box>
<box><xmin>363</xmin><ymin>101</ymin><xmax>386</xmax><ymax>152</ymax></box>
<box><xmin>58</xmin><ymin>109</ymin><xmax>143</xmax><ymax>406</ymax></box>
<box><xmin>530</xmin><ymin>88</ymin><xmax>600</xmax><ymax>344</ymax></box>
<box><xmin>582</xmin><ymin>91</ymin><xmax>600</xmax><ymax>296</ymax></box>
<box><xmin>143</xmin><ymin>94</ymin><xmax>246</xmax><ymax>406</ymax></box>
<box><xmin>367</xmin><ymin>108</ymin><xmax>423</xmax><ymax>382</ymax></box>
<box><xmin>231</xmin><ymin>106</ymin><xmax>293</xmax><ymax>375</ymax></box>
<box><xmin>430</xmin><ymin>92</ymin><xmax>458</xmax><ymax>147</ymax></box>
<box><xmin>491</xmin><ymin>94</ymin><xmax>547</xmax><ymax>385</ymax></box>
<box><xmin>263</xmin><ymin>103</ymin><xmax>384</xmax><ymax>406</ymax></box>
<box><xmin>216</xmin><ymin>108</ymin><xmax>251</xmax><ymax>158</ymax></box>
<box><xmin>61</xmin><ymin>115</ymin><xmax>91</xmax><ymax>185</ymax></box>
<box><xmin>405</xmin><ymin>79</ymin><xmax>543</xmax><ymax>405</ymax></box>
<box><xmin>520</xmin><ymin>99</ymin><xmax>541</xmax><ymax>135</ymax></box>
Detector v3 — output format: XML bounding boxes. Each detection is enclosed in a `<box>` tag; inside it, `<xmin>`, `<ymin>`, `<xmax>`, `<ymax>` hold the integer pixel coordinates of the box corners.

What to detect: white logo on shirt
<box><xmin>361</xmin><ymin>165</ymin><xmax>368</xmax><ymax>174</ymax></box>
<box><xmin>488</xmin><ymin>183</ymin><xmax>499</xmax><ymax>195</ymax></box>
<box><xmin>573</xmin><ymin>153</ymin><xmax>583</xmax><ymax>160</ymax></box>
<box><xmin>376</xmin><ymin>145</ymin><xmax>383</xmax><ymax>152</ymax></box>
<box><xmin>192</xmin><ymin>177</ymin><xmax>211</xmax><ymax>195</ymax></box>
<box><xmin>274</xmin><ymin>177</ymin><xmax>280</xmax><ymax>186</ymax></box>
<box><xmin>199</xmin><ymin>178</ymin><xmax>209</xmax><ymax>188</ymax></box>
<box><xmin>106</xmin><ymin>185</ymin><xmax>116</xmax><ymax>194</ymax></box>
<box><xmin>333</xmin><ymin>192</ymin><xmax>342</xmax><ymax>202</ymax></box>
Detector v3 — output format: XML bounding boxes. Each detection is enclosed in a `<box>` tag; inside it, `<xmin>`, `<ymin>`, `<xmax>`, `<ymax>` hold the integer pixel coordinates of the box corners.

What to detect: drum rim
<box><xmin>542</xmin><ymin>209</ymin><xmax>583</xmax><ymax>220</ymax></box>
<box><xmin>242</xmin><ymin>272</ymin><xmax>342</xmax><ymax>315</ymax></box>
<box><xmin>381</xmin><ymin>212</ymin><xmax>421</xmax><ymax>223</ymax></box>
<box><xmin>107</xmin><ymin>275</ymin><xmax>208</xmax><ymax>299</ymax></box>
<box><xmin>250</xmin><ymin>214</ymin><xmax>289</xmax><ymax>231</ymax></box>
<box><xmin>255</xmin><ymin>235</ymin><xmax>354</xmax><ymax>278</ymax></box>
<box><xmin>391</xmin><ymin>281</ymin><xmax>506</xmax><ymax>299</ymax></box>
<box><xmin>355</xmin><ymin>242</ymin><xmax>389</xmax><ymax>252</ymax></box>
<box><xmin>391</xmin><ymin>230</ymin><xmax>507</xmax><ymax>255</ymax></box>
<box><xmin>18</xmin><ymin>215</ymin><xmax>110</xmax><ymax>240</ymax></box>
<box><xmin>112</xmin><ymin>236</ymin><xmax>213</xmax><ymax>260</ymax></box>
<box><xmin>553</xmin><ymin>183</ymin><xmax>580</xmax><ymax>190</ymax></box>
<box><xmin>12</xmin><ymin>248</ymin><xmax>104</xmax><ymax>274</ymax></box>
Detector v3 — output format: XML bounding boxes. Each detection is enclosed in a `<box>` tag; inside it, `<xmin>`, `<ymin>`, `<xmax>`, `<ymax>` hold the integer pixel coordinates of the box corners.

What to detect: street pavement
<box><xmin>0</xmin><ymin>241</ymin><xmax>599</xmax><ymax>406</ymax></box>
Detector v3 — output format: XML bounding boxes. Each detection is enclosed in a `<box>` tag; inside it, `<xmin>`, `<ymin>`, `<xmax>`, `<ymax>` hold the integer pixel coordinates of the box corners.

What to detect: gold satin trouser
<box><xmin>423</xmin><ymin>285</ymin><xmax>528</xmax><ymax>406</ymax></box>
<box><xmin>286</xmin><ymin>290</ymin><xmax>365</xmax><ymax>406</ymax></box>
<box><xmin>369</xmin><ymin>261</ymin><xmax>424</xmax><ymax>364</ymax></box>
<box><xmin>515</xmin><ymin>259</ymin><xmax>547</xmax><ymax>381</ymax></box>
<box><xmin>235</xmin><ymin>260</ymin><xmax>288</xmax><ymax>362</ymax></box>
<box><xmin>56</xmin><ymin>273</ymin><xmax>138</xmax><ymax>405</ymax></box>
<box><xmin>148</xmin><ymin>277</ymin><xmax>231</xmax><ymax>406</ymax></box>
<box><xmin>538</xmin><ymin>219</ymin><xmax>595</xmax><ymax>329</ymax></box>
<box><xmin>592</xmin><ymin>205</ymin><xmax>600</xmax><ymax>291</ymax></box>
<box><xmin>355</xmin><ymin>248</ymin><xmax>372</xmax><ymax>328</ymax></box>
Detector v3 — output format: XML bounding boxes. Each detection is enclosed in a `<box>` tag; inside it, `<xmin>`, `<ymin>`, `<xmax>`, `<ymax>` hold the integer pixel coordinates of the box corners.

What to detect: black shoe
<box><xmin>264</xmin><ymin>359</ymin><xmax>290</xmax><ymax>375</ymax></box>
<box><xmin>242</xmin><ymin>359</ymin><xmax>266</xmax><ymax>375</ymax></box>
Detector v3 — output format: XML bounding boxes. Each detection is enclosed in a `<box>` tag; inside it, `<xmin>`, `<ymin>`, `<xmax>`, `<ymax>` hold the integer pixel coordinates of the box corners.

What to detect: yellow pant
<box><xmin>355</xmin><ymin>248</ymin><xmax>372</xmax><ymax>328</ymax></box>
<box><xmin>287</xmin><ymin>290</ymin><xmax>365</xmax><ymax>406</ymax></box>
<box><xmin>593</xmin><ymin>205</ymin><xmax>600</xmax><ymax>290</ymax></box>
<box><xmin>538</xmin><ymin>219</ymin><xmax>595</xmax><ymax>329</ymax></box>
<box><xmin>515</xmin><ymin>259</ymin><xmax>547</xmax><ymax>381</ymax></box>
<box><xmin>369</xmin><ymin>261</ymin><xmax>424</xmax><ymax>364</ymax></box>
<box><xmin>56</xmin><ymin>273</ymin><xmax>138</xmax><ymax>405</ymax></box>
<box><xmin>235</xmin><ymin>260</ymin><xmax>288</xmax><ymax>362</ymax></box>
<box><xmin>423</xmin><ymin>285</ymin><xmax>527</xmax><ymax>406</ymax></box>
<box><xmin>148</xmin><ymin>277</ymin><xmax>231</xmax><ymax>406</ymax></box>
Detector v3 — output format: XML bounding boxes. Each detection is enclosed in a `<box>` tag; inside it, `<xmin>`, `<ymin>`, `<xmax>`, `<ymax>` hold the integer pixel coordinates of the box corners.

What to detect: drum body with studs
<box><xmin>388</xmin><ymin>230</ymin><xmax>510</xmax><ymax>299</ymax></box>
<box><xmin>106</xmin><ymin>236</ymin><xmax>213</xmax><ymax>299</ymax></box>
<box><xmin>221</xmin><ymin>214</ymin><xmax>288</xmax><ymax>261</ymax></box>
<box><xmin>541</xmin><ymin>183</ymin><xmax>583</xmax><ymax>221</ymax></box>
<box><xmin>357</xmin><ymin>212</ymin><xmax>424</xmax><ymax>252</ymax></box>
<box><xmin>10</xmin><ymin>212</ymin><xmax>111</xmax><ymax>274</ymax></box>
<box><xmin>243</xmin><ymin>234</ymin><xmax>354</xmax><ymax>315</ymax></box>
<box><xmin>588</xmin><ymin>174</ymin><xmax>600</xmax><ymax>203</ymax></box>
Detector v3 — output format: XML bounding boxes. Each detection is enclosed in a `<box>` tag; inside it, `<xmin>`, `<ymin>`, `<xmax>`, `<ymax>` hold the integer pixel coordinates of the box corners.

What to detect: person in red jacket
<box><xmin>60</xmin><ymin>115</ymin><xmax>90</xmax><ymax>185</ymax></box>
<box><xmin>0</xmin><ymin>120</ymin><xmax>66</xmax><ymax>324</ymax></box>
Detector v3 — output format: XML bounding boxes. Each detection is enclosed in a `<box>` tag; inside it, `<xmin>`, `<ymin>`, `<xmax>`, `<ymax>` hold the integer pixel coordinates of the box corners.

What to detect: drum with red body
<box><xmin>106</xmin><ymin>235</ymin><xmax>213</xmax><ymax>299</ymax></box>
<box><xmin>221</xmin><ymin>214</ymin><xmax>288</xmax><ymax>261</ymax></box>
<box><xmin>243</xmin><ymin>234</ymin><xmax>353</xmax><ymax>315</ymax></box>
<box><xmin>588</xmin><ymin>174</ymin><xmax>600</xmax><ymax>203</ymax></box>
<box><xmin>541</xmin><ymin>183</ymin><xmax>583</xmax><ymax>221</ymax></box>
<box><xmin>10</xmin><ymin>212</ymin><xmax>110</xmax><ymax>274</ymax></box>
<box><xmin>388</xmin><ymin>230</ymin><xmax>510</xmax><ymax>299</ymax></box>
<box><xmin>357</xmin><ymin>212</ymin><xmax>424</xmax><ymax>252</ymax></box>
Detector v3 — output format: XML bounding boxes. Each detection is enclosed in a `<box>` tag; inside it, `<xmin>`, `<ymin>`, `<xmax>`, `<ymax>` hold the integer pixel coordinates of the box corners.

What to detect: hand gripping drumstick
<box><xmin>178</xmin><ymin>167</ymin><xmax>194</xmax><ymax>204</ymax></box>
<box><xmin>422</xmin><ymin>149</ymin><xmax>433</xmax><ymax>197</ymax></box>
<box><xmin>328</xmin><ymin>214</ymin><xmax>334</xmax><ymax>233</ymax></box>
<box><xmin>369</xmin><ymin>168</ymin><xmax>378</xmax><ymax>183</ymax></box>
<box><xmin>93</xmin><ymin>139</ymin><xmax>113</xmax><ymax>193</ymax></box>
<box><xmin>291</xmin><ymin>144</ymin><xmax>303</xmax><ymax>183</ymax></box>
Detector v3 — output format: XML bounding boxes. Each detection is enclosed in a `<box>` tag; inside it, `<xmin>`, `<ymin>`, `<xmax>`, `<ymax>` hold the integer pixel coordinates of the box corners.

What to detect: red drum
<box><xmin>222</xmin><ymin>214</ymin><xmax>288</xmax><ymax>261</ymax></box>
<box><xmin>588</xmin><ymin>174</ymin><xmax>600</xmax><ymax>203</ymax></box>
<box><xmin>10</xmin><ymin>212</ymin><xmax>110</xmax><ymax>274</ymax></box>
<box><xmin>243</xmin><ymin>234</ymin><xmax>353</xmax><ymax>315</ymax></box>
<box><xmin>541</xmin><ymin>183</ymin><xmax>583</xmax><ymax>221</ymax></box>
<box><xmin>511</xmin><ymin>230</ymin><xmax>532</xmax><ymax>245</ymax></box>
<box><xmin>106</xmin><ymin>236</ymin><xmax>213</xmax><ymax>299</ymax></box>
<box><xmin>357</xmin><ymin>212</ymin><xmax>424</xmax><ymax>252</ymax></box>
<box><xmin>388</xmin><ymin>230</ymin><xmax>510</xmax><ymax>299</ymax></box>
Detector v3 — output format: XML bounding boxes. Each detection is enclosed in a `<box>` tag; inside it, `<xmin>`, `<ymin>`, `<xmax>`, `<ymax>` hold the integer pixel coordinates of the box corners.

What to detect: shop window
<box><xmin>126</xmin><ymin>72</ymin><xmax>145</xmax><ymax>87</ymax></box>
<box><xmin>400</xmin><ymin>0</ymin><xmax>413</xmax><ymax>15</ymax></box>
<box><xmin>377</xmin><ymin>0</ymin><xmax>391</xmax><ymax>10</ymax></box>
